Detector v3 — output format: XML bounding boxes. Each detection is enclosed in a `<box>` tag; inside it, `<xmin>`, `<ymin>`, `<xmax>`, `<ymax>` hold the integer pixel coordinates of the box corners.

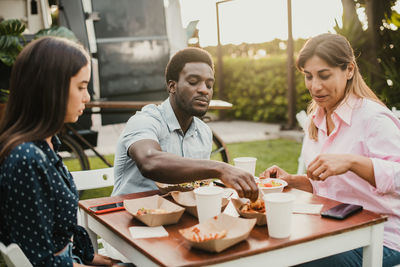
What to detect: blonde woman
<box><xmin>262</xmin><ymin>33</ymin><xmax>400</xmax><ymax>266</ymax></box>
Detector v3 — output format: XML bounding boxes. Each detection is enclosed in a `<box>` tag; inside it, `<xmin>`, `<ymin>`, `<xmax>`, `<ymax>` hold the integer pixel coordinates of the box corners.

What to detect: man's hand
<box><xmin>307</xmin><ymin>154</ymin><xmax>352</xmax><ymax>181</ymax></box>
<box><xmin>219</xmin><ymin>165</ymin><xmax>259</xmax><ymax>202</ymax></box>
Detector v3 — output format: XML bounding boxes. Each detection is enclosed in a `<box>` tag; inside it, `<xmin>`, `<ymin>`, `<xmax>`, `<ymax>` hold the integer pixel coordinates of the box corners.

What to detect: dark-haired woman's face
<box><xmin>303</xmin><ymin>56</ymin><xmax>353</xmax><ymax>114</ymax></box>
<box><xmin>65</xmin><ymin>64</ymin><xmax>91</xmax><ymax>123</ymax></box>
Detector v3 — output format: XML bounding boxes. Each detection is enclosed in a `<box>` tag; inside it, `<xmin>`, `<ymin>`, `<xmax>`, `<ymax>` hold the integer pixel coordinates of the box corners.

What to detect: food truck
<box><xmin>0</xmin><ymin>0</ymin><xmax>195</xmax><ymax>169</ymax></box>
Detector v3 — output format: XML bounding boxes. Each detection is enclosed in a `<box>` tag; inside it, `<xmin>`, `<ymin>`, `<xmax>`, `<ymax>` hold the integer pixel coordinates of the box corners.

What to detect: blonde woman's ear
<box><xmin>347</xmin><ymin>72</ymin><xmax>354</xmax><ymax>80</ymax></box>
<box><xmin>347</xmin><ymin>63</ymin><xmax>355</xmax><ymax>80</ymax></box>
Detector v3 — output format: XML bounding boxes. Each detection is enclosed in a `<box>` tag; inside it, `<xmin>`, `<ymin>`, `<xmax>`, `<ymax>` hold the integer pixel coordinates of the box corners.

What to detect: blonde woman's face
<box><xmin>303</xmin><ymin>55</ymin><xmax>353</xmax><ymax>114</ymax></box>
<box><xmin>65</xmin><ymin>64</ymin><xmax>91</xmax><ymax>123</ymax></box>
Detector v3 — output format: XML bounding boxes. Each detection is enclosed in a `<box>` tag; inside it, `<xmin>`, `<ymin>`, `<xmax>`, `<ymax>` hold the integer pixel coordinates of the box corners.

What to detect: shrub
<box><xmin>214</xmin><ymin>55</ymin><xmax>310</xmax><ymax>123</ymax></box>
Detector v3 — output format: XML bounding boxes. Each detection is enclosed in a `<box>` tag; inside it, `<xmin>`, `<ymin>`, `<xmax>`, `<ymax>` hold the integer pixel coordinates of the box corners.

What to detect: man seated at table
<box><xmin>112</xmin><ymin>47</ymin><xmax>258</xmax><ymax>201</ymax></box>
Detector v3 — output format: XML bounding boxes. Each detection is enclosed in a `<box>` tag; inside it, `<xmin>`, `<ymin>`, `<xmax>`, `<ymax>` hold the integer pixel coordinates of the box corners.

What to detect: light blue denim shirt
<box><xmin>112</xmin><ymin>98</ymin><xmax>213</xmax><ymax>195</ymax></box>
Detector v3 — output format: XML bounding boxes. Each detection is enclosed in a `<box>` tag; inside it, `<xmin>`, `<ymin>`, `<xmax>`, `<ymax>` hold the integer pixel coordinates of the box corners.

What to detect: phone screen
<box><xmin>89</xmin><ymin>202</ymin><xmax>124</xmax><ymax>212</ymax></box>
<box><xmin>321</xmin><ymin>203</ymin><xmax>363</xmax><ymax>220</ymax></box>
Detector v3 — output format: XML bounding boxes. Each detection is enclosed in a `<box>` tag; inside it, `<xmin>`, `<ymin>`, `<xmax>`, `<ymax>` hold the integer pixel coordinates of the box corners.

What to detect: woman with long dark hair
<box><xmin>0</xmin><ymin>36</ymin><xmax>120</xmax><ymax>266</ymax></box>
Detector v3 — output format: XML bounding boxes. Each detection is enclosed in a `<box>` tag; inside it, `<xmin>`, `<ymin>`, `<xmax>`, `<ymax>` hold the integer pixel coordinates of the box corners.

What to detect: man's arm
<box><xmin>129</xmin><ymin>139</ymin><xmax>259</xmax><ymax>201</ymax></box>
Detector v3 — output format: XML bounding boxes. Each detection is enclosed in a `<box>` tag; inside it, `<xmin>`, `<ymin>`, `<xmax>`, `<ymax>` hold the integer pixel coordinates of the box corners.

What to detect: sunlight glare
<box><xmin>180</xmin><ymin>0</ymin><xmax>343</xmax><ymax>46</ymax></box>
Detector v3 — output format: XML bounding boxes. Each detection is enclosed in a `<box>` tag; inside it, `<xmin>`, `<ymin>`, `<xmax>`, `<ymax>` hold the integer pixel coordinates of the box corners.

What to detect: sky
<box><xmin>179</xmin><ymin>0</ymin><xmax>345</xmax><ymax>47</ymax></box>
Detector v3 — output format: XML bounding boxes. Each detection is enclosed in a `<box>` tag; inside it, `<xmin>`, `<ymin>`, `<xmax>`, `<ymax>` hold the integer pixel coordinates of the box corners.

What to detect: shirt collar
<box><xmin>333</xmin><ymin>95</ymin><xmax>360</xmax><ymax>126</ymax></box>
<box><xmin>312</xmin><ymin>95</ymin><xmax>360</xmax><ymax>128</ymax></box>
<box><xmin>33</xmin><ymin>135</ymin><xmax>62</xmax><ymax>161</ymax></box>
<box><xmin>52</xmin><ymin>135</ymin><xmax>62</xmax><ymax>152</ymax></box>
<box><xmin>161</xmin><ymin>98</ymin><xmax>199</xmax><ymax>136</ymax></box>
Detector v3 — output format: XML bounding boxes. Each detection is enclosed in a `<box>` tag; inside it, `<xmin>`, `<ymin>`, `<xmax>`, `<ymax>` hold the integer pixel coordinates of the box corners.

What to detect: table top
<box><xmin>79</xmin><ymin>189</ymin><xmax>386</xmax><ymax>267</ymax></box>
<box><xmin>85</xmin><ymin>99</ymin><xmax>233</xmax><ymax>110</ymax></box>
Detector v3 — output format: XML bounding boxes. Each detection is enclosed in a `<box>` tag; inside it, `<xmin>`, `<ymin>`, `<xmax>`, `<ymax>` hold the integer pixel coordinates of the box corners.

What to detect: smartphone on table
<box><xmin>321</xmin><ymin>203</ymin><xmax>363</xmax><ymax>220</ymax></box>
<box><xmin>88</xmin><ymin>201</ymin><xmax>125</xmax><ymax>214</ymax></box>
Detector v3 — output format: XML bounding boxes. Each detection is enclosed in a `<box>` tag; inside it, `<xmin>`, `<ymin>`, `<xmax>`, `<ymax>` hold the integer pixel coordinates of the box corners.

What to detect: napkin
<box><xmin>129</xmin><ymin>226</ymin><xmax>169</xmax><ymax>239</ymax></box>
<box><xmin>223</xmin><ymin>200</ymin><xmax>240</xmax><ymax>217</ymax></box>
<box><xmin>293</xmin><ymin>204</ymin><xmax>323</xmax><ymax>215</ymax></box>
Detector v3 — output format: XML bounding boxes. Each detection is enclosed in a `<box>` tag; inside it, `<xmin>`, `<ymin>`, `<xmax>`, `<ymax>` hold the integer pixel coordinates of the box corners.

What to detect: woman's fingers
<box><xmin>260</xmin><ymin>165</ymin><xmax>281</xmax><ymax>178</ymax></box>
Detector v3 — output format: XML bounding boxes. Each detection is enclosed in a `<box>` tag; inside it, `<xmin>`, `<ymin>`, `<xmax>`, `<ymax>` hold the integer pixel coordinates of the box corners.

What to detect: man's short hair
<box><xmin>165</xmin><ymin>47</ymin><xmax>214</xmax><ymax>83</ymax></box>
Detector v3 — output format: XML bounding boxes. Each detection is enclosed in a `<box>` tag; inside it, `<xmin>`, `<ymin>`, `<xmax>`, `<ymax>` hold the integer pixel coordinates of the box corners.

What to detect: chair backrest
<box><xmin>392</xmin><ymin>106</ymin><xmax>400</xmax><ymax>119</ymax></box>
<box><xmin>296</xmin><ymin>110</ymin><xmax>307</xmax><ymax>175</ymax></box>
<box><xmin>71</xmin><ymin>167</ymin><xmax>114</xmax><ymax>191</ymax></box>
<box><xmin>0</xmin><ymin>242</ymin><xmax>33</xmax><ymax>267</ymax></box>
<box><xmin>296</xmin><ymin>110</ymin><xmax>308</xmax><ymax>130</ymax></box>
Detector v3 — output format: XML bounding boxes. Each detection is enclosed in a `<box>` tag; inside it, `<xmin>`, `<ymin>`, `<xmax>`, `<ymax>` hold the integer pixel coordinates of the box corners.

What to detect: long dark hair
<box><xmin>296</xmin><ymin>33</ymin><xmax>383</xmax><ymax>141</ymax></box>
<box><xmin>0</xmin><ymin>36</ymin><xmax>90</xmax><ymax>162</ymax></box>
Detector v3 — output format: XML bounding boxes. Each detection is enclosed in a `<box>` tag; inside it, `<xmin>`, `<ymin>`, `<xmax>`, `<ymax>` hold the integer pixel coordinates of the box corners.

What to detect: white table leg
<box><xmin>79</xmin><ymin>208</ymin><xmax>98</xmax><ymax>253</ymax></box>
<box><xmin>362</xmin><ymin>222</ymin><xmax>384</xmax><ymax>267</ymax></box>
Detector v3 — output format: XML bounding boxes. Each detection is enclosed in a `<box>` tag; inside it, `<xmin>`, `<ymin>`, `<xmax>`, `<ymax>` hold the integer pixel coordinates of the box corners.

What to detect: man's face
<box><xmin>169</xmin><ymin>62</ymin><xmax>214</xmax><ymax>117</ymax></box>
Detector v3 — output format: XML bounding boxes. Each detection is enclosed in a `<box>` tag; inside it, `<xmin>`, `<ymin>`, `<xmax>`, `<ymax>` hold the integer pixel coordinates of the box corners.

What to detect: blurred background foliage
<box><xmin>213</xmin><ymin>55</ymin><xmax>310</xmax><ymax>123</ymax></box>
<box><xmin>203</xmin><ymin>39</ymin><xmax>311</xmax><ymax>125</ymax></box>
<box><xmin>335</xmin><ymin>0</ymin><xmax>400</xmax><ymax>108</ymax></box>
<box><xmin>201</xmin><ymin>0</ymin><xmax>400</xmax><ymax>124</ymax></box>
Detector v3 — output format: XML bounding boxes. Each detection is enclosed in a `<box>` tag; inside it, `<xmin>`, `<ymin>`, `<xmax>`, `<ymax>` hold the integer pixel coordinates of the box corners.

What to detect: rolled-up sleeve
<box><xmin>366</xmin><ymin>113</ymin><xmax>400</xmax><ymax>194</ymax></box>
<box><xmin>121</xmin><ymin>113</ymin><xmax>161</xmax><ymax>154</ymax></box>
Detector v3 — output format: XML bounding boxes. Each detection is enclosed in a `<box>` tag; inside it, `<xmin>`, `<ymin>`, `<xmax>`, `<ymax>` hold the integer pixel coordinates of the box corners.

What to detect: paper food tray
<box><xmin>155</xmin><ymin>179</ymin><xmax>214</xmax><ymax>194</ymax></box>
<box><xmin>124</xmin><ymin>195</ymin><xmax>185</xmax><ymax>227</ymax></box>
<box><xmin>179</xmin><ymin>213</ymin><xmax>256</xmax><ymax>253</ymax></box>
<box><xmin>231</xmin><ymin>198</ymin><xmax>267</xmax><ymax>226</ymax></box>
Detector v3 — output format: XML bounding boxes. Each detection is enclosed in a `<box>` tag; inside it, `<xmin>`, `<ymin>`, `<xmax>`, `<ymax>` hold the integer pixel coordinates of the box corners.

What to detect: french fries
<box><xmin>184</xmin><ymin>227</ymin><xmax>227</xmax><ymax>242</ymax></box>
<box><xmin>136</xmin><ymin>208</ymin><xmax>168</xmax><ymax>215</ymax></box>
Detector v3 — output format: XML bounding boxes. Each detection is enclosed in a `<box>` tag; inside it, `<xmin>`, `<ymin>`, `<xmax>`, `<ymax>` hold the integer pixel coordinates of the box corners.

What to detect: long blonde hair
<box><xmin>296</xmin><ymin>33</ymin><xmax>384</xmax><ymax>141</ymax></box>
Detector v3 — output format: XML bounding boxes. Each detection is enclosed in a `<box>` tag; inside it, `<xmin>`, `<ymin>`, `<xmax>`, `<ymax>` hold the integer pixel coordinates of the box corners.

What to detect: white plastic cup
<box><xmin>194</xmin><ymin>186</ymin><xmax>224</xmax><ymax>223</ymax></box>
<box><xmin>233</xmin><ymin>157</ymin><xmax>257</xmax><ymax>176</ymax></box>
<box><xmin>263</xmin><ymin>193</ymin><xmax>295</xmax><ymax>238</ymax></box>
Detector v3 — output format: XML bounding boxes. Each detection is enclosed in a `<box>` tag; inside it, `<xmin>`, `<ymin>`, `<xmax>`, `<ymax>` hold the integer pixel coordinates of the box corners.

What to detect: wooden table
<box><xmin>78</xmin><ymin>189</ymin><xmax>386</xmax><ymax>267</ymax></box>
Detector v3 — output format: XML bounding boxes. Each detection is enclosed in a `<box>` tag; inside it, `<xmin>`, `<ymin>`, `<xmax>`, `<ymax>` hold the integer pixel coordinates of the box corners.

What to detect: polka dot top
<box><xmin>0</xmin><ymin>136</ymin><xmax>94</xmax><ymax>266</ymax></box>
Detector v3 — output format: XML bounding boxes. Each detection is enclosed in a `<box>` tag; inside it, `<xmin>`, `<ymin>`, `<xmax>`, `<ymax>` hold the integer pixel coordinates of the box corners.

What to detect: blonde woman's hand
<box><xmin>260</xmin><ymin>165</ymin><xmax>313</xmax><ymax>192</ymax></box>
<box><xmin>260</xmin><ymin>165</ymin><xmax>291</xmax><ymax>180</ymax></box>
<box><xmin>307</xmin><ymin>154</ymin><xmax>352</xmax><ymax>181</ymax></box>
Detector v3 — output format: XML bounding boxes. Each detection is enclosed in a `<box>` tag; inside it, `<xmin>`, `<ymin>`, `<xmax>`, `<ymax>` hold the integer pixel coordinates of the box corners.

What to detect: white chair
<box><xmin>71</xmin><ymin>167</ymin><xmax>115</xmax><ymax>228</ymax></box>
<box><xmin>392</xmin><ymin>106</ymin><xmax>400</xmax><ymax>120</ymax></box>
<box><xmin>0</xmin><ymin>242</ymin><xmax>33</xmax><ymax>267</ymax></box>
<box><xmin>296</xmin><ymin>110</ymin><xmax>308</xmax><ymax>175</ymax></box>
<box><xmin>71</xmin><ymin>167</ymin><xmax>115</xmax><ymax>191</ymax></box>
<box><xmin>296</xmin><ymin>110</ymin><xmax>307</xmax><ymax>130</ymax></box>
<box><xmin>70</xmin><ymin>167</ymin><xmax>129</xmax><ymax>263</ymax></box>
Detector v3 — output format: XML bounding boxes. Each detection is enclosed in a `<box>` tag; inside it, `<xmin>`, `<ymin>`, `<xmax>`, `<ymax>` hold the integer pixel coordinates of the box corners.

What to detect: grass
<box><xmin>63</xmin><ymin>138</ymin><xmax>301</xmax><ymax>200</ymax></box>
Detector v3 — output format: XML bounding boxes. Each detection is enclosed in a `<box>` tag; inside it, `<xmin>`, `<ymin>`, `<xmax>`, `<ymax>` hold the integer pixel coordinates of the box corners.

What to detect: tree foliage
<box><xmin>335</xmin><ymin>0</ymin><xmax>400</xmax><ymax>108</ymax></box>
<box><xmin>212</xmin><ymin>55</ymin><xmax>310</xmax><ymax>124</ymax></box>
<box><xmin>204</xmin><ymin>38</ymin><xmax>307</xmax><ymax>58</ymax></box>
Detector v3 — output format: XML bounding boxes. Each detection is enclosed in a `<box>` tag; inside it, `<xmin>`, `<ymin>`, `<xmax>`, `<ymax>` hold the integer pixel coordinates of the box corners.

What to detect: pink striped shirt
<box><xmin>302</xmin><ymin>95</ymin><xmax>400</xmax><ymax>252</ymax></box>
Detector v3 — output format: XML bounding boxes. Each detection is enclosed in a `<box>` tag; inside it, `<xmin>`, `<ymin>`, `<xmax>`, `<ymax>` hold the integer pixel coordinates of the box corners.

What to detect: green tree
<box><xmin>336</xmin><ymin>0</ymin><xmax>400</xmax><ymax>108</ymax></box>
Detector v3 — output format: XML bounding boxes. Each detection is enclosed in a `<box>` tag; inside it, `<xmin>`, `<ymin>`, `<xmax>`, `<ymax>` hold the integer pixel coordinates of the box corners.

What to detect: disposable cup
<box><xmin>194</xmin><ymin>186</ymin><xmax>224</xmax><ymax>223</ymax></box>
<box><xmin>263</xmin><ymin>193</ymin><xmax>295</xmax><ymax>238</ymax></box>
<box><xmin>233</xmin><ymin>157</ymin><xmax>257</xmax><ymax>176</ymax></box>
